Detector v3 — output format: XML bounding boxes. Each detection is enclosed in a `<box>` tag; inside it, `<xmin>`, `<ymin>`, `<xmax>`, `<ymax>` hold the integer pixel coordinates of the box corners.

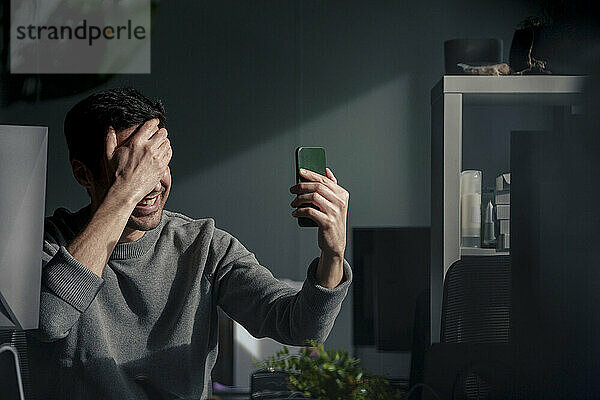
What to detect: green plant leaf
<box><xmin>258</xmin><ymin>342</ymin><xmax>400</xmax><ymax>400</ymax></box>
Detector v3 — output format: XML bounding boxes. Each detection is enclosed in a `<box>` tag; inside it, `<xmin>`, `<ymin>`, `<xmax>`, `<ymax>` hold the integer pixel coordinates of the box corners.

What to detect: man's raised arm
<box><xmin>37</xmin><ymin>118</ymin><xmax>171</xmax><ymax>341</ymax></box>
<box><xmin>216</xmin><ymin>167</ymin><xmax>352</xmax><ymax>345</ymax></box>
<box><xmin>66</xmin><ymin>119</ymin><xmax>171</xmax><ymax>276</ymax></box>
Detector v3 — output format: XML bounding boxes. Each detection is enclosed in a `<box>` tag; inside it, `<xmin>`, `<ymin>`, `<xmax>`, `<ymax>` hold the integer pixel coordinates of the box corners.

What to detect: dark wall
<box><xmin>1</xmin><ymin>0</ymin><xmax>539</xmax><ymax>355</ymax></box>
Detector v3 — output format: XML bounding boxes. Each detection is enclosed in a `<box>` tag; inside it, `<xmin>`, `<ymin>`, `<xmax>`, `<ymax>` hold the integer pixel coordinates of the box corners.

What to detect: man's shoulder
<box><xmin>161</xmin><ymin>209</ymin><xmax>233</xmax><ymax>242</ymax></box>
<box><xmin>44</xmin><ymin>206</ymin><xmax>90</xmax><ymax>244</ymax></box>
<box><xmin>162</xmin><ymin>209</ymin><xmax>211</xmax><ymax>225</ymax></box>
<box><xmin>161</xmin><ymin>210</ymin><xmax>215</xmax><ymax>234</ymax></box>
<box><xmin>164</xmin><ymin>210</ymin><xmax>235</xmax><ymax>235</ymax></box>
<box><xmin>161</xmin><ymin>210</ymin><xmax>240</xmax><ymax>254</ymax></box>
<box><xmin>45</xmin><ymin>206</ymin><xmax>86</xmax><ymax>224</ymax></box>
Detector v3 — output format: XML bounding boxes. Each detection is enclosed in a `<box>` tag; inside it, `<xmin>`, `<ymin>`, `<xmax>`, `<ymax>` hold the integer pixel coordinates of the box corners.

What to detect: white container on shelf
<box><xmin>461</xmin><ymin>170</ymin><xmax>482</xmax><ymax>247</ymax></box>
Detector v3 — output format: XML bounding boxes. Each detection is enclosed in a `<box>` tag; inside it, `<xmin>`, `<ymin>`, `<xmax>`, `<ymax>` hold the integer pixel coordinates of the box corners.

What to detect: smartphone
<box><xmin>295</xmin><ymin>147</ymin><xmax>326</xmax><ymax>227</ymax></box>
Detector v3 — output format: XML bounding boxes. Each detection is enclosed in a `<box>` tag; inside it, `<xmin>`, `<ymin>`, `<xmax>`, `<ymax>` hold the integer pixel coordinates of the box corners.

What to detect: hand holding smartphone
<box><xmin>294</xmin><ymin>147</ymin><xmax>326</xmax><ymax>227</ymax></box>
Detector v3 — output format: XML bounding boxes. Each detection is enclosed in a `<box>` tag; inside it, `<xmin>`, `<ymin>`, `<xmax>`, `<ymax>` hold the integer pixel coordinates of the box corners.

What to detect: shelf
<box><xmin>431</xmin><ymin>75</ymin><xmax>587</xmax><ymax>106</ymax></box>
<box><xmin>441</xmin><ymin>75</ymin><xmax>586</xmax><ymax>94</ymax></box>
<box><xmin>460</xmin><ymin>247</ymin><xmax>509</xmax><ymax>257</ymax></box>
<box><xmin>429</xmin><ymin>75</ymin><xmax>583</xmax><ymax>344</ymax></box>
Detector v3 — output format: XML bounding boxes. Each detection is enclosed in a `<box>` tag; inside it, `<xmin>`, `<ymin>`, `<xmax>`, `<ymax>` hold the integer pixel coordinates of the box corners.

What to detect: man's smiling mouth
<box><xmin>134</xmin><ymin>191</ymin><xmax>163</xmax><ymax>212</ymax></box>
<box><xmin>137</xmin><ymin>196</ymin><xmax>158</xmax><ymax>206</ymax></box>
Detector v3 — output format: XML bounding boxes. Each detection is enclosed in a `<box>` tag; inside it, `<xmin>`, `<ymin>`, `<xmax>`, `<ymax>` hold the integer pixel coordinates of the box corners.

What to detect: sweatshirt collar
<box><xmin>73</xmin><ymin>205</ymin><xmax>164</xmax><ymax>260</ymax></box>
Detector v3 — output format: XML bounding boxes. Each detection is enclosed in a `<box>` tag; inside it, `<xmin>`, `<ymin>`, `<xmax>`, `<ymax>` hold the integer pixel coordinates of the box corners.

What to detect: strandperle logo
<box><xmin>11</xmin><ymin>0</ymin><xmax>151</xmax><ymax>74</ymax></box>
<box><xmin>15</xmin><ymin>19</ymin><xmax>147</xmax><ymax>47</ymax></box>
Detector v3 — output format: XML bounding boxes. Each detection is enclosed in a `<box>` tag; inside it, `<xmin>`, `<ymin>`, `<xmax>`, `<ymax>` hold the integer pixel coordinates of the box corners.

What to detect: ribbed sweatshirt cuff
<box><xmin>302</xmin><ymin>257</ymin><xmax>353</xmax><ymax>314</ymax></box>
<box><xmin>43</xmin><ymin>246</ymin><xmax>104</xmax><ymax>313</ymax></box>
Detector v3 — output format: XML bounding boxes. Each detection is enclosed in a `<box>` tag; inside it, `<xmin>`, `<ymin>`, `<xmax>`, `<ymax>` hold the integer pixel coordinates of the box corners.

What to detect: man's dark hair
<box><xmin>64</xmin><ymin>87</ymin><xmax>166</xmax><ymax>177</ymax></box>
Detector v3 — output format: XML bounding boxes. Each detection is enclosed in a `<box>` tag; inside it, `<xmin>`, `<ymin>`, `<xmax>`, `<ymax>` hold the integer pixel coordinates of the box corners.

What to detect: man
<box><xmin>30</xmin><ymin>88</ymin><xmax>352</xmax><ymax>399</ymax></box>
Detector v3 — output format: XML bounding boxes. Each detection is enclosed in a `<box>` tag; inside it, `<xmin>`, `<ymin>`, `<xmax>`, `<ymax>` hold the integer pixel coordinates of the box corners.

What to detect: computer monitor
<box><xmin>0</xmin><ymin>125</ymin><xmax>47</xmax><ymax>330</ymax></box>
<box><xmin>0</xmin><ymin>125</ymin><xmax>48</xmax><ymax>400</ymax></box>
<box><xmin>353</xmin><ymin>227</ymin><xmax>430</xmax><ymax>352</ymax></box>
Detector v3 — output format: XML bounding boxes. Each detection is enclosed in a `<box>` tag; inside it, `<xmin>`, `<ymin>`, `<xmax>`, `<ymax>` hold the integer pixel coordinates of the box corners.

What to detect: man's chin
<box><xmin>127</xmin><ymin>208</ymin><xmax>163</xmax><ymax>231</ymax></box>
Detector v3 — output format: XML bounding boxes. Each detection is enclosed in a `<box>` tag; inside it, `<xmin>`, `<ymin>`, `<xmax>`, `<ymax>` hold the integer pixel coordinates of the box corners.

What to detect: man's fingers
<box><xmin>298</xmin><ymin>168</ymin><xmax>336</xmax><ymax>190</ymax></box>
<box><xmin>157</xmin><ymin>142</ymin><xmax>173</xmax><ymax>168</ymax></box>
<box><xmin>291</xmin><ymin>206</ymin><xmax>328</xmax><ymax>226</ymax></box>
<box><xmin>157</xmin><ymin>137</ymin><xmax>171</xmax><ymax>154</ymax></box>
<box><xmin>132</xmin><ymin>118</ymin><xmax>160</xmax><ymax>144</ymax></box>
<box><xmin>325</xmin><ymin>168</ymin><xmax>338</xmax><ymax>184</ymax></box>
<box><xmin>162</xmin><ymin>144</ymin><xmax>173</xmax><ymax>164</ymax></box>
<box><xmin>291</xmin><ymin>192</ymin><xmax>334</xmax><ymax>214</ymax></box>
<box><xmin>298</xmin><ymin>167</ymin><xmax>349</xmax><ymax>204</ymax></box>
<box><xmin>105</xmin><ymin>126</ymin><xmax>117</xmax><ymax>160</ymax></box>
<box><xmin>290</xmin><ymin>181</ymin><xmax>340</xmax><ymax>203</ymax></box>
<box><xmin>150</xmin><ymin>128</ymin><xmax>168</xmax><ymax>149</ymax></box>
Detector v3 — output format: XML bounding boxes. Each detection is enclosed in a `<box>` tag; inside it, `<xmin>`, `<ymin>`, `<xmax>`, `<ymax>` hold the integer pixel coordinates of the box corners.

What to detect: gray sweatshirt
<box><xmin>28</xmin><ymin>206</ymin><xmax>352</xmax><ymax>400</ymax></box>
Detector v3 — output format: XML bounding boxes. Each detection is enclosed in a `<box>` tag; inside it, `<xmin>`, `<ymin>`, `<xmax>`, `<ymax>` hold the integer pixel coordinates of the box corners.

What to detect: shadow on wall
<box><xmin>2</xmin><ymin>0</ymin><xmax>535</xmax><ymax>215</ymax></box>
<box><xmin>108</xmin><ymin>0</ymin><xmax>535</xmax><ymax>179</ymax></box>
<box><xmin>130</xmin><ymin>1</ymin><xmax>417</xmax><ymax>176</ymax></box>
<box><xmin>111</xmin><ymin>0</ymin><xmax>518</xmax><ymax>174</ymax></box>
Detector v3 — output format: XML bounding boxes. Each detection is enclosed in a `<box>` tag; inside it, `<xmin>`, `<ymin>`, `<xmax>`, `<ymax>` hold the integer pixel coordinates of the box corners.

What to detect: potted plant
<box><xmin>255</xmin><ymin>340</ymin><xmax>403</xmax><ymax>400</ymax></box>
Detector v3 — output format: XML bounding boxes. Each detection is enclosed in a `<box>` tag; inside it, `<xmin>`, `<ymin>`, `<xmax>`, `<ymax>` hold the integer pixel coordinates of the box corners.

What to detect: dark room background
<box><xmin>1</xmin><ymin>0</ymin><xmax>542</xmax><ymax>379</ymax></box>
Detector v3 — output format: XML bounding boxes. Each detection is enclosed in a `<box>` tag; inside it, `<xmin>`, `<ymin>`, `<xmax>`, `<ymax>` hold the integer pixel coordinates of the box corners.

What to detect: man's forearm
<box><xmin>316</xmin><ymin>251</ymin><xmax>345</xmax><ymax>289</ymax></box>
<box><xmin>66</xmin><ymin>185</ymin><xmax>136</xmax><ymax>277</ymax></box>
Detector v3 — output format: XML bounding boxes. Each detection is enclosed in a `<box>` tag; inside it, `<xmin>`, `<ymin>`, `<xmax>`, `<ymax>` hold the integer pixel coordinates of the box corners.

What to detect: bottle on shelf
<box><xmin>483</xmin><ymin>200</ymin><xmax>496</xmax><ymax>247</ymax></box>
<box><xmin>460</xmin><ymin>170</ymin><xmax>482</xmax><ymax>247</ymax></box>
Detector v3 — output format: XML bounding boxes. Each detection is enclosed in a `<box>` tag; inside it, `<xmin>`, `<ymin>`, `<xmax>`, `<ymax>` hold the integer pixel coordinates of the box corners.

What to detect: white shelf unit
<box><xmin>459</xmin><ymin>247</ymin><xmax>509</xmax><ymax>257</ymax></box>
<box><xmin>429</xmin><ymin>75</ymin><xmax>586</xmax><ymax>343</ymax></box>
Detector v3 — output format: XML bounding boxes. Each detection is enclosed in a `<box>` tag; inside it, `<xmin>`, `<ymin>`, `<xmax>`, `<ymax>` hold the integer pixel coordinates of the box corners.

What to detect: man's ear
<box><xmin>71</xmin><ymin>159</ymin><xmax>94</xmax><ymax>190</ymax></box>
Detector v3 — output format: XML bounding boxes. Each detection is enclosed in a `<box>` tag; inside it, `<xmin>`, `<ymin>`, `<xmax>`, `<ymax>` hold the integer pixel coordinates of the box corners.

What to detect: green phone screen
<box><xmin>295</xmin><ymin>147</ymin><xmax>326</xmax><ymax>227</ymax></box>
<box><xmin>297</xmin><ymin>147</ymin><xmax>326</xmax><ymax>179</ymax></box>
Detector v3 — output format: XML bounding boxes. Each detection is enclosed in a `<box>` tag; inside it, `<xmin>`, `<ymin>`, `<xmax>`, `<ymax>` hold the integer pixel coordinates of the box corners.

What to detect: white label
<box><xmin>471</xmin><ymin>206</ymin><xmax>481</xmax><ymax>224</ymax></box>
<box><xmin>461</xmin><ymin>193</ymin><xmax>481</xmax><ymax>237</ymax></box>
